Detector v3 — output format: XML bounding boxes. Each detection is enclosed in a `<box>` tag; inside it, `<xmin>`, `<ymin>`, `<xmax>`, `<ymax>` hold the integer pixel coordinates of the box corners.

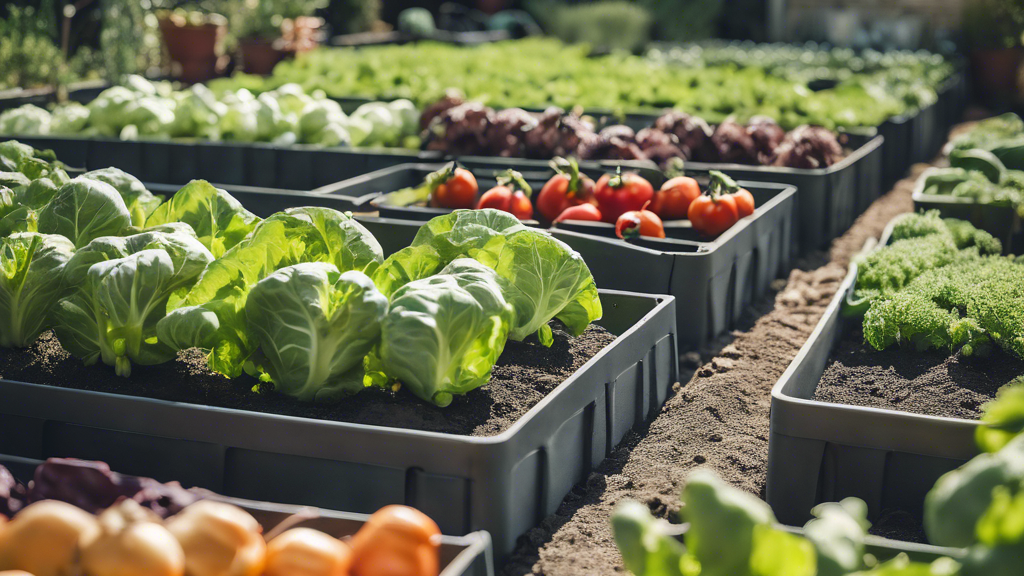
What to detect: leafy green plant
<box><xmin>245</xmin><ymin>262</ymin><xmax>388</xmax><ymax>402</ymax></box>
<box><xmin>323</xmin><ymin>0</ymin><xmax>380</xmax><ymax>36</ymax></box>
<box><xmin>379</xmin><ymin>258</ymin><xmax>515</xmax><ymax>407</ymax></box>
<box><xmin>531</xmin><ymin>1</ymin><xmax>653</xmax><ymax>54</ymax></box>
<box><xmin>145</xmin><ymin>179</ymin><xmax>259</xmax><ymax>257</ymax></box>
<box><xmin>0</xmin><ymin>232</ymin><xmax>76</xmax><ymax>348</ymax></box>
<box><xmin>36</xmin><ymin>178</ymin><xmax>133</xmax><ymax>249</ymax></box>
<box><xmin>375</xmin><ymin>209</ymin><xmax>602</xmax><ymax>346</ymax></box>
<box><xmin>157</xmin><ymin>206</ymin><xmax>384</xmax><ymax>379</ymax></box>
<box><xmin>962</xmin><ymin>0</ymin><xmax>1024</xmax><ymax>51</ymax></box>
<box><xmin>81</xmin><ymin>168</ymin><xmax>163</xmax><ymax>228</ymax></box>
<box><xmin>234</xmin><ymin>0</ymin><xmax>328</xmax><ymax>40</ymax></box>
<box><xmin>53</xmin><ymin>225</ymin><xmax>214</xmax><ymax>376</ymax></box>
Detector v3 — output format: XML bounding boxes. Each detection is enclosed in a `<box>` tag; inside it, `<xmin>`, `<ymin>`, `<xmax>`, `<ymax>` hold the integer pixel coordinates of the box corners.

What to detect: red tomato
<box><xmin>429</xmin><ymin>166</ymin><xmax>478</xmax><ymax>209</ymax></box>
<box><xmin>474</xmin><ymin>169</ymin><xmax>534</xmax><ymax>219</ymax></box>
<box><xmin>615</xmin><ymin>205</ymin><xmax>666</xmax><ymax>239</ymax></box>
<box><xmin>349</xmin><ymin>506</ymin><xmax>441</xmax><ymax>576</ymax></box>
<box><xmin>554</xmin><ymin>203</ymin><xmax>603</xmax><ymax>223</ymax></box>
<box><xmin>732</xmin><ymin>187</ymin><xmax>756</xmax><ymax>218</ymax></box>
<box><xmin>688</xmin><ymin>193</ymin><xmax>739</xmax><ymax>237</ymax></box>
<box><xmin>536</xmin><ymin>157</ymin><xmax>596</xmax><ymax>221</ymax></box>
<box><xmin>594</xmin><ymin>169</ymin><xmax>654</xmax><ymax>223</ymax></box>
<box><xmin>649</xmin><ymin>176</ymin><xmax>701</xmax><ymax>220</ymax></box>
<box><xmin>476</xmin><ymin>186</ymin><xmax>534</xmax><ymax>220</ymax></box>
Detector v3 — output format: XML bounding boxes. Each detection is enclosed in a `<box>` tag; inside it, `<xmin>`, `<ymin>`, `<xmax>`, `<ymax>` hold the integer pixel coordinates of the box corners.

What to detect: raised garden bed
<box><xmin>0</xmin><ymin>284</ymin><xmax>677</xmax><ymax>560</ymax></box>
<box><xmin>143</xmin><ymin>181</ymin><xmax>364</xmax><ymax>217</ymax></box>
<box><xmin>0</xmin><ymin>454</ymin><xmax>494</xmax><ymax>576</ymax></box>
<box><xmin>765</xmin><ymin>221</ymin><xmax>993</xmax><ymax>530</ymax></box>
<box><xmin>912</xmin><ymin>167</ymin><xmax>1024</xmax><ymax>254</ymax></box>
<box><xmin>0</xmin><ymin>80</ymin><xmax>109</xmax><ymax>113</ymax></box>
<box><xmin>328</xmin><ymin>163</ymin><xmax>794</xmax><ymax>348</ymax></box>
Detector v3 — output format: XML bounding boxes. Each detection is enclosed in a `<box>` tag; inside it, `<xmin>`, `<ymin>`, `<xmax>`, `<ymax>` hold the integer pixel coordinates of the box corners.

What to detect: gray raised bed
<box><xmin>0</xmin><ymin>286</ymin><xmax>677</xmax><ymax>560</ymax></box>
<box><xmin>0</xmin><ymin>454</ymin><xmax>493</xmax><ymax>576</ymax></box>
<box><xmin>911</xmin><ymin>167</ymin><xmax>1024</xmax><ymax>254</ymax></box>
<box><xmin>143</xmin><ymin>181</ymin><xmax>364</xmax><ymax>218</ymax></box>
<box><xmin>328</xmin><ymin>163</ymin><xmax>794</xmax><ymax>349</ymax></box>
<box><xmin>434</xmin><ymin>133</ymin><xmax>883</xmax><ymax>253</ymax></box>
<box><xmin>765</xmin><ymin>221</ymin><xmax>980</xmax><ymax>528</ymax></box>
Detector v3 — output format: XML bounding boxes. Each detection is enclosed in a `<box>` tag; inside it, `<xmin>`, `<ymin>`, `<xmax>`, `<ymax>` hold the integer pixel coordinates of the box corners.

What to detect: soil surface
<box><xmin>499</xmin><ymin>159</ymin><xmax>928</xmax><ymax>575</ymax></box>
<box><xmin>0</xmin><ymin>323</ymin><xmax>614</xmax><ymax>437</ymax></box>
<box><xmin>816</xmin><ymin>326</ymin><xmax>1022</xmax><ymax>420</ymax></box>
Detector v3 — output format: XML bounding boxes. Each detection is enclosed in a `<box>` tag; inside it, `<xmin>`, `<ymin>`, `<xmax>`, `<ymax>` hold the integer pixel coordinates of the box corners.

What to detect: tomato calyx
<box><xmin>607</xmin><ymin>166</ymin><xmax>625</xmax><ymax>189</ymax></box>
<box><xmin>706</xmin><ymin>170</ymin><xmax>740</xmax><ymax>201</ymax></box>
<box><xmin>550</xmin><ymin>156</ymin><xmax>583</xmax><ymax>198</ymax></box>
<box><xmin>495</xmin><ymin>169</ymin><xmax>533</xmax><ymax>196</ymax></box>
<box><xmin>424</xmin><ymin>162</ymin><xmax>458</xmax><ymax>193</ymax></box>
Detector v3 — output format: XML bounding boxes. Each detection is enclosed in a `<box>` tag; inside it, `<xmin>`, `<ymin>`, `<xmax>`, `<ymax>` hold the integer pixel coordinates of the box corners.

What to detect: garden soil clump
<box><xmin>498</xmin><ymin>163</ymin><xmax>926</xmax><ymax>575</ymax></box>
<box><xmin>815</xmin><ymin>327</ymin><xmax>1022</xmax><ymax>420</ymax></box>
<box><xmin>0</xmin><ymin>323</ymin><xmax>614</xmax><ymax>437</ymax></box>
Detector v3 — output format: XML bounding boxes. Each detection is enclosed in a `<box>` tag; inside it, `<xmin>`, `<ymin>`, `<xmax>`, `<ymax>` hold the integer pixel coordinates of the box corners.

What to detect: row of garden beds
<box><xmin>767</xmin><ymin>117</ymin><xmax>1024</xmax><ymax>542</ymax></box>
<box><xmin>0</xmin><ymin>168</ymin><xmax>680</xmax><ymax>560</ymax></box>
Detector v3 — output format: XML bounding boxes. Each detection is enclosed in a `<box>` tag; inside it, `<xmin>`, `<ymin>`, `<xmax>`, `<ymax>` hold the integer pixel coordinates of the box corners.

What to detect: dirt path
<box><xmin>499</xmin><ymin>164</ymin><xmax>931</xmax><ymax>576</ymax></box>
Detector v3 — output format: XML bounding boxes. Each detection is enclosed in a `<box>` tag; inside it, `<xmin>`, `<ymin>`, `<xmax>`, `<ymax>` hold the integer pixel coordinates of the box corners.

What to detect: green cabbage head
<box><xmin>379</xmin><ymin>258</ymin><xmax>514</xmax><ymax>407</ymax></box>
<box><xmin>247</xmin><ymin>263</ymin><xmax>388</xmax><ymax>402</ymax></box>
<box><xmin>157</xmin><ymin>207</ymin><xmax>384</xmax><ymax>378</ymax></box>
<box><xmin>0</xmin><ymin>232</ymin><xmax>76</xmax><ymax>348</ymax></box>
<box><xmin>53</xmin><ymin>225</ymin><xmax>215</xmax><ymax>376</ymax></box>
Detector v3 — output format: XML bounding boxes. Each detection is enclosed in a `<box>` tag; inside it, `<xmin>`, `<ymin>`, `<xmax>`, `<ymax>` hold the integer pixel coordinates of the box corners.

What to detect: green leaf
<box><xmin>611</xmin><ymin>500</ymin><xmax>686</xmax><ymax>576</ymax></box>
<box><xmin>158</xmin><ymin>208</ymin><xmax>383</xmax><ymax>378</ymax></box>
<box><xmin>749</xmin><ymin>525</ymin><xmax>816</xmax><ymax>576</ymax></box>
<box><xmin>0</xmin><ymin>232</ymin><xmax>76</xmax><ymax>348</ymax></box>
<box><xmin>82</xmin><ymin>167</ymin><xmax>163</xmax><ymax>227</ymax></box>
<box><xmin>246</xmin><ymin>263</ymin><xmax>388</xmax><ymax>402</ymax></box>
<box><xmin>680</xmin><ymin>469</ymin><xmax>776</xmax><ymax>576</ymax></box>
<box><xmin>379</xmin><ymin>258</ymin><xmax>514</xmax><ymax>407</ymax></box>
<box><xmin>924</xmin><ymin>434</ymin><xmax>1024</xmax><ymax>547</ymax></box>
<box><xmin>491</xmin><ymin>229</ymin><xmax>602</xmax><ymax>341</ymax></box>
<box><xmin>976</xmin><ymin>380</ymin><xmax>1024</xmax><ymax>453</ymax></box>
<box><xmin>37</xmin><ymin>177</ymin><xmax>133</xmax><ymax>248</ymax></box>
<box><xmin>371</xmin><ymin>244</ymin><xmax>444</xmax><ymax>299</ymax></box>
<box><xmin>804</xmin><ymin>498</ymin><xmax>870</xmax><ymax>576</ymax></box>
<box><xmin>145</xmin><ymin>180</ymin><xmax>260</xmax><ymax>258</ymax></box>
<box><xmin>54</xmin><ymin>241</ymin><xmax>213</xmax><ymax>376</ymax></box>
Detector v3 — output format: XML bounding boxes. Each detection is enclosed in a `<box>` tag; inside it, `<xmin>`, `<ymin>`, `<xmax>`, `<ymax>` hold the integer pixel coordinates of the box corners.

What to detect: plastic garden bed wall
<box><xmin>0</xmin><ymin>80</ymin><xmax>108</xmax><ymax>113</ymax></box>
<box><xmin>765</xmin><ymin>222</ymin><xmax>979</xmax><ymax>528</ymax></box>
<box><xmin>0</xmin><ymin>284</ymin><xmax>678</xmax><ymax>561</ymax></box>
<box><xmin>912</xmin><ymin>168</ymin><xmax>1024</xmax><ymax>254</ymax></box>
<box><xmin>330</xmin><ymin>29</ymin><xmax>512</xmax><ymax>47</ymax></box>
<box><xmin>0</xmin><ymin>455</ymin><xmax>494</xmax><ymax>576</ymax></box>
<box><xmin>330</xmin><ymin>163</ymin><xmax>795</xmax><ymax>349</ymax></box>
<box><xmin>143</xmin><ymin>181</ymin><xmax>364</xmax><ymax>218</ymax></box>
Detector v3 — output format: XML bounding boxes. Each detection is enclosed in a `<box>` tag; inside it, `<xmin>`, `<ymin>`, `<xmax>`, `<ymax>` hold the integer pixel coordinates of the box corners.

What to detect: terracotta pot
<box><xmin>159</xmin><ymin>17</ymin><xmax>227</xmax><ymax>83</ymax></box>
<box><xmin>970</xmin><ymin>47</ymin><xmax>1023</xmax><ymax>97</ymax></box>
<box><xmin>240</xmin><ymin>38</ymin><xmax>285</xmax><ymax>75</ymax></box>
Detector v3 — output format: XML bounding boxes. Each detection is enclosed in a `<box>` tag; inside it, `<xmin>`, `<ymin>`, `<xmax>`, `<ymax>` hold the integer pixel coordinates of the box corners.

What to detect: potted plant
<box><xmin>963</xmin><ymin>0</ymin><xmax>1024</xmax><ymax>101</ymax></box>
<box><xmin>157</xmin><ymin>3</ymin><xmax>230</xmax><ymax>83</ymax></box>
<box><xmin>235</xmin><ymin>0</ymin><xmax>326</xmax><ymax>75</ymax></box>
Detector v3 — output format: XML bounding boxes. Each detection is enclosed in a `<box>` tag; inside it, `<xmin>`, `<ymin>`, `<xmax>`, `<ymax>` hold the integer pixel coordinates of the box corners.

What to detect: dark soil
<box><xmin>869</xmin><ymin>509</ymin><xmax>928</xmax><ymax>544</ymax></box>
<box><xmin>0</xmin><ymin>324</ymin><xmax>615</xmax><ymax>437</ymax></box>
<box><xmin>499</xmin><ymin>159</ymin><xmax>928</xmax><ymax>575</ymax></box>
<box><xmin>815</xmin><ymin>327</ymin><xmax>1022</xmax><ymax>419</ymax></box>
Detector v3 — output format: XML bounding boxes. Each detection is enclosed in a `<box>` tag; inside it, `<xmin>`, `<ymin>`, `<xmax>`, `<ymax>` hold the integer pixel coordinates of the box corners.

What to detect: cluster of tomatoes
<box><xmin>425</xmin><ymin>160</ymin><xmax>755</xmax><ymax>239</ymax></box>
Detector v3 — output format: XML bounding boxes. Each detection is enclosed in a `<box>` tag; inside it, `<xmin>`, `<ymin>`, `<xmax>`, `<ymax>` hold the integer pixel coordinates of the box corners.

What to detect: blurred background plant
<box><xmin>961</xmin><ymin>0</ymin><xmax>1024</xmax><ymax>51</ymax></box>
<box><xmin>526</xmin><ymin>1</ymin><xmax>652</xmax><ymax>53</ymax></box>
<box><xmin>324</xmin><ymin>0</ymin><xmax>381</xmax><ymax>36</ymax></box>
<box><xmin>235</xmin><ymin>0</ymin><xmax>328</xmax><ymax>40</ymax></box>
